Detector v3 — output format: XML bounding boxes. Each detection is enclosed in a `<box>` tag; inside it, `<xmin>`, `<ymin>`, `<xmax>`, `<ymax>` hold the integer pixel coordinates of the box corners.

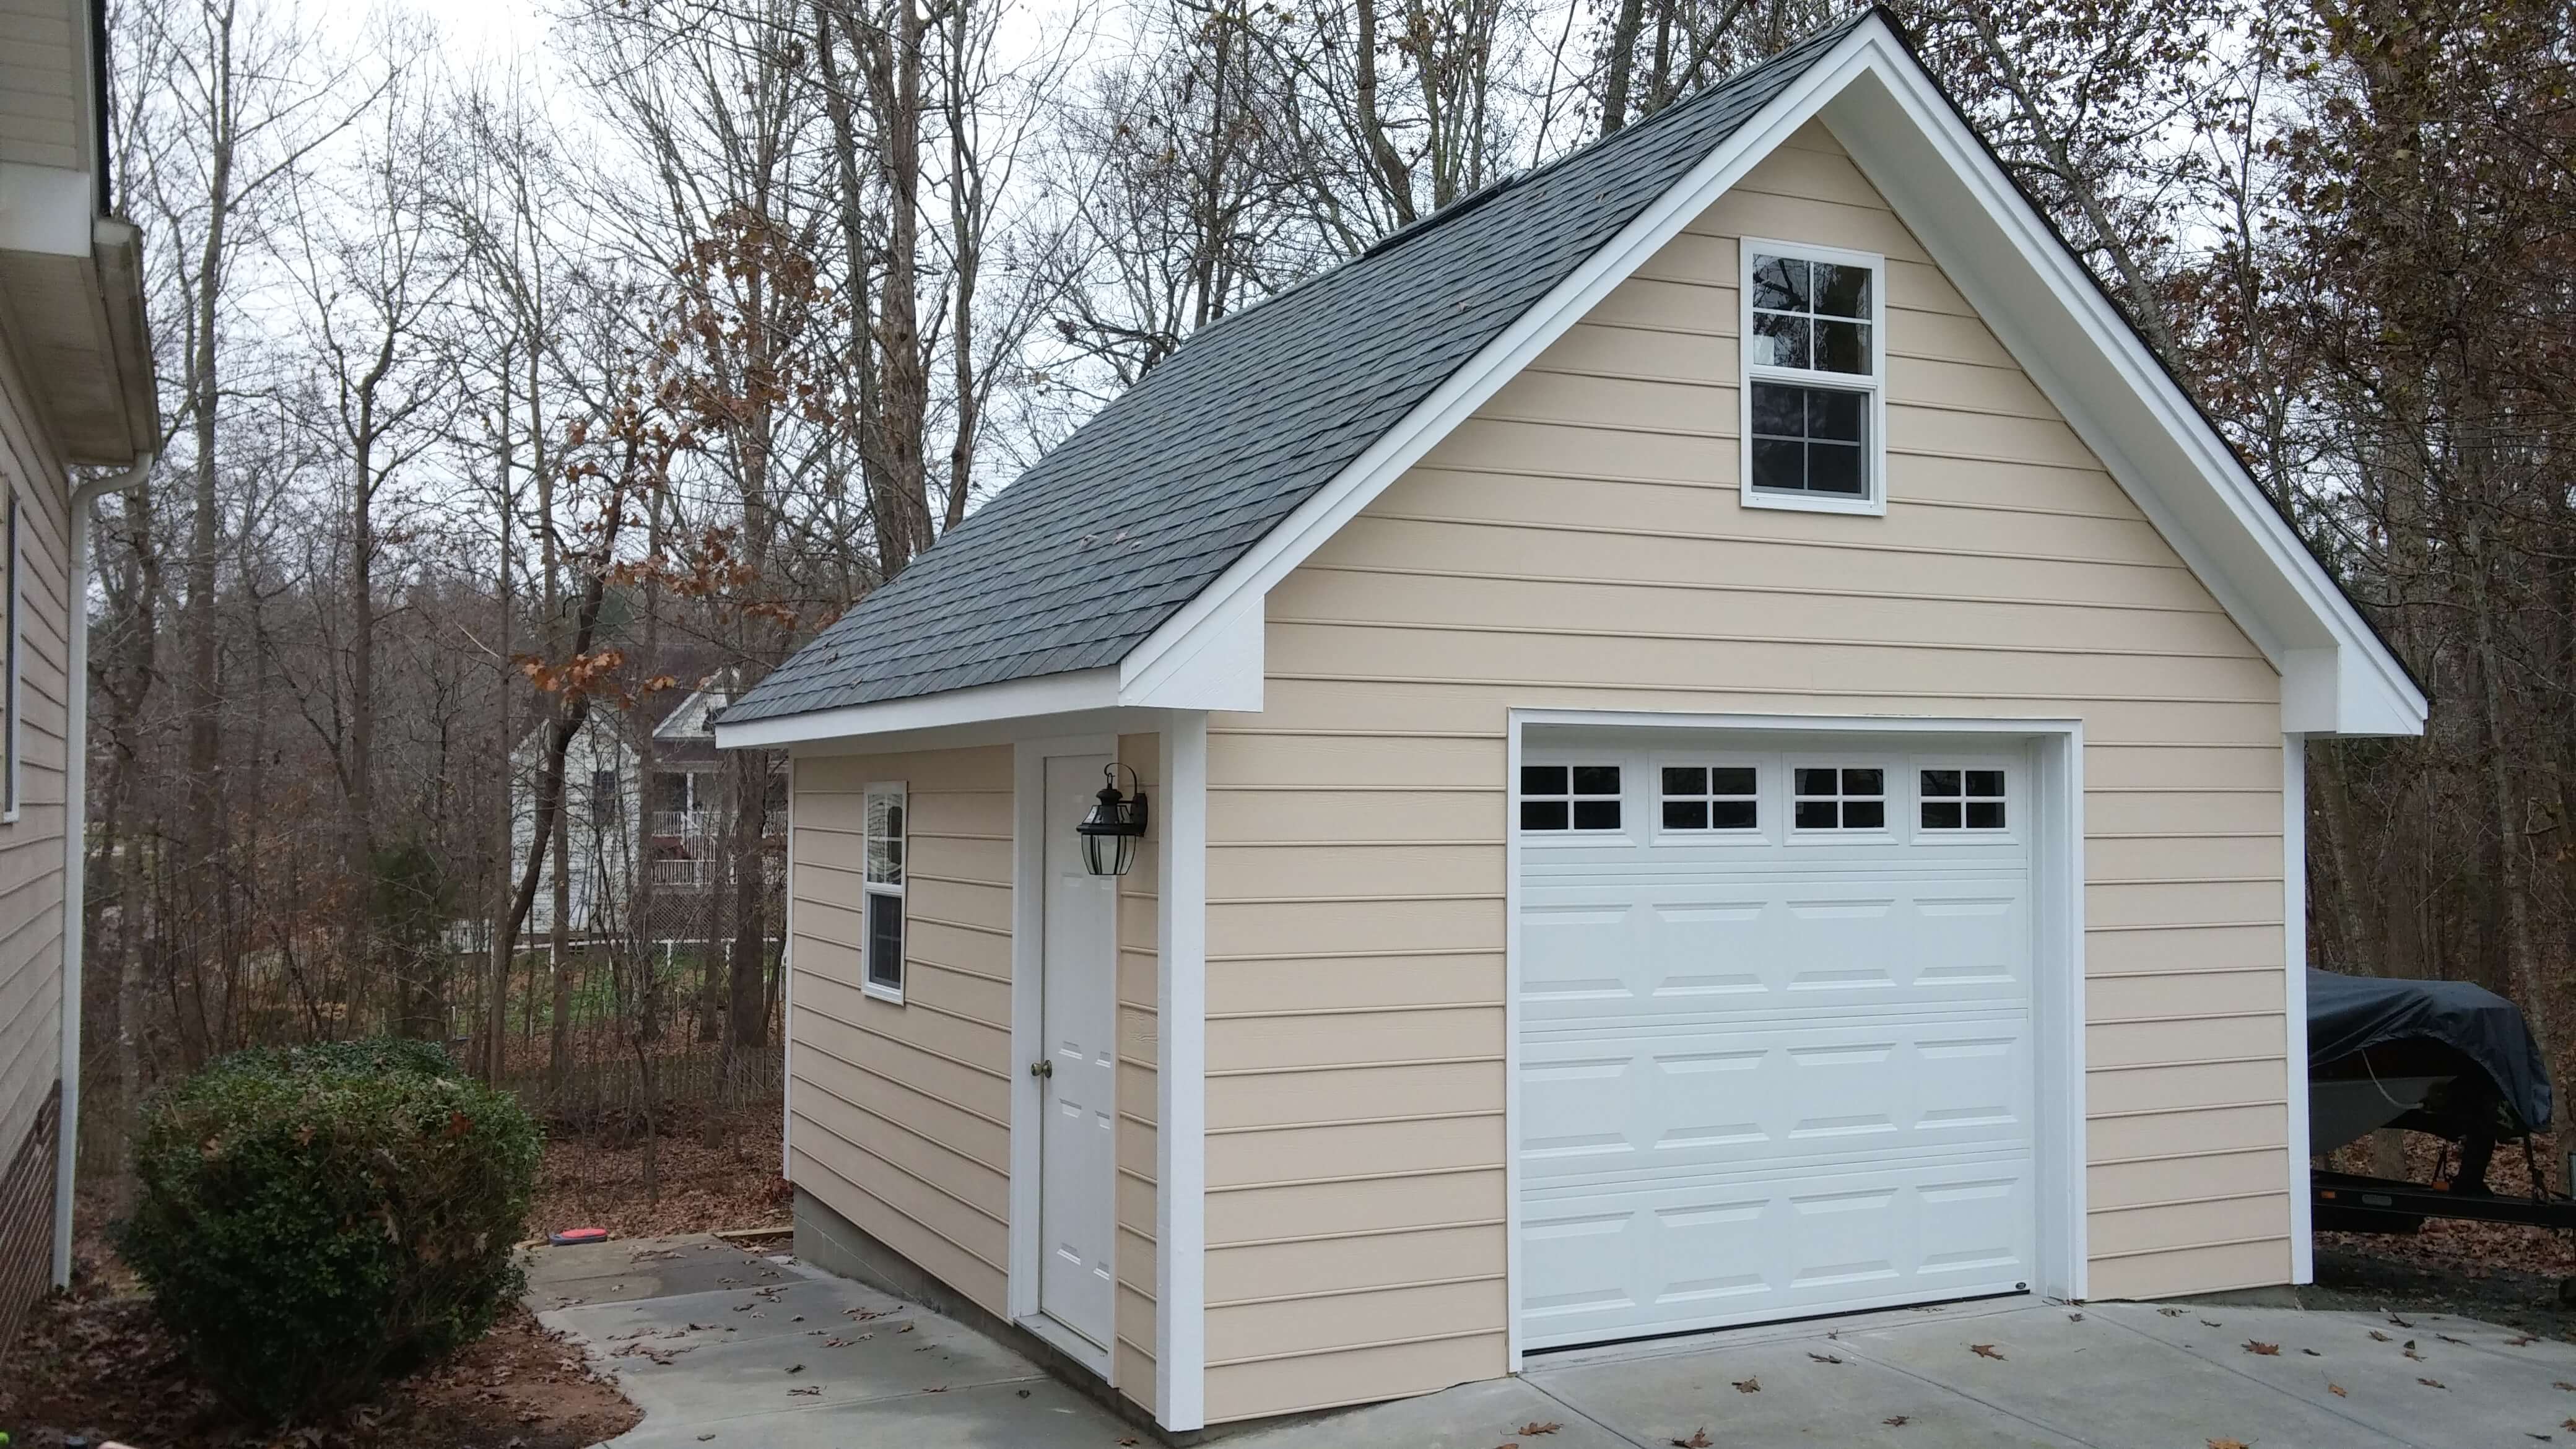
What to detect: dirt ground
<box><xmin>0</xmin><ymin>1295</ymin><xmax>640</xmax><ymax>1449</ymax></box>
<box><xmin>2</xmin><ymin>1102</ymin><xmax>787</xmax><ymax>1449</ymax></box>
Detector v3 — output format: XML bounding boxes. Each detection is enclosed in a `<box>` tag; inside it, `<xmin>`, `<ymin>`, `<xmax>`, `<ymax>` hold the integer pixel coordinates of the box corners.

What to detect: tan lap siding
<box><xmin>1198</xmin><ymin>120</ymin><xmax>2287</xmax><ymax>1422</ymax></box>
<box><xmin>0</xmin><ymin>313</ymin><xmax>74</xmax><ymax>1342</ymax></box>
<box><xmin>791</xmin><ymin>746</ymin><xmax>1015</xmax><ymax>1316</ymax></box>
<box><xmin>1114</xmin><ymin>733</ymin><xmax>1160</xmax><ymax>1411</ymax></box>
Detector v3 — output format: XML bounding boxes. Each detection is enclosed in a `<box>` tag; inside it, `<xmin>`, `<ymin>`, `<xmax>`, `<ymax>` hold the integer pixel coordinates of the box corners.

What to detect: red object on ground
<box><xmin>549</xmin><ymin>1227</ymin><xmax>610</xmax><ymax>1245</ymax></box>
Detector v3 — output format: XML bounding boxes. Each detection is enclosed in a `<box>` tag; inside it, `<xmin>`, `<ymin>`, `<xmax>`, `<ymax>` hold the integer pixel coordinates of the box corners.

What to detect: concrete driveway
<box><xmin>533</xmin><ymin>1238</ymin><xmax>2576</xmax><ymax>1448</ymax></box>
<box><xmin>1234</xmin><ymin>1294</ymin><xmax>2576</xmax><ymax>1449</ymax></box>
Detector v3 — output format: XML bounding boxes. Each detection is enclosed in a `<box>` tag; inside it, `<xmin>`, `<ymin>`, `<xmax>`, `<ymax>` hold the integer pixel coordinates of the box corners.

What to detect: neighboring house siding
<box><xmin>1197</xmin><ymin>120</ymin><xmax>2287</xmax><ymax>1422</ymax></box>
<box><xmin>0</xmin><ymin>311</ymin><xmax>75</xmax><ymax>1347</ymax></box>
<box><xmin>790</xmin><ymin>746</ymin><xmax>1017</xmax><ymax>1316</ymax></box>
<box><xmin>1114</xmin><ymin>733</ymin><xmax>1160</xmax><ymax>1411</ymax></box>
<box><xmin>0</xmin><ymin>0</ymin><xmax>83</xmax><ymax>170</ymax></box>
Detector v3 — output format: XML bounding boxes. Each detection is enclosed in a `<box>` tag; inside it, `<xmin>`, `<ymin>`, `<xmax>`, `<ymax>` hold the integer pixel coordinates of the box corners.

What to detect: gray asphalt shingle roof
<box><xmin>724</xmin><ymin>14</ymin><xmax>1866</xmax><ymax>726</ymax></box>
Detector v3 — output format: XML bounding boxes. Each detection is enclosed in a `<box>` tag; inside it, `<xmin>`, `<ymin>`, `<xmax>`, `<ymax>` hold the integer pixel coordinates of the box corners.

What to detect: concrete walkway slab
<box><xmin>534</xmin><ymin>1239</ymin><xmax>2576</xmax><ymax>1449</ymax></box>
<box><xmin>531</xmin><ymin>1235</ymin><xmax>1137</xmax><ymax>1448</ymax></box>
<box><xmin>524</xmin><ymin>1235</ymin><xmax>796</xmax><ymax>1308</ymax></box>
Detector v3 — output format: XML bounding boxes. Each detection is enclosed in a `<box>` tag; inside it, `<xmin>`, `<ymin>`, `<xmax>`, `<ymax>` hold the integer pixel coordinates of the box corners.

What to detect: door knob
<box><xmin>1031</xmin><ymin>1059</ymin><xmax>1054</xmax><ymax>1079</ymax></box>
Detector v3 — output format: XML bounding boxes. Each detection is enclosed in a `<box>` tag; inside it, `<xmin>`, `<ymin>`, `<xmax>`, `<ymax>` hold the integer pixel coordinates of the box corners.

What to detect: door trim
<box><xmin>1503</xmin><ymin>708</ymin><xmax>2088</xmax><ymax>1370</ymax></box>
<box><xmin>1011</xmin><ymin>733</ymin><xmax>1121</xmax><ymax>1381</ymax></box>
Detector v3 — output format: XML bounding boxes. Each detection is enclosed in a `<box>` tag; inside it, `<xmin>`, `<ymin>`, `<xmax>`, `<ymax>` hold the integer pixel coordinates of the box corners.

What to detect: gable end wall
<box><xmin>1196</xmin><ymin>119</ymin><xmax>2291</xmax><ymax>1424</ymax></box>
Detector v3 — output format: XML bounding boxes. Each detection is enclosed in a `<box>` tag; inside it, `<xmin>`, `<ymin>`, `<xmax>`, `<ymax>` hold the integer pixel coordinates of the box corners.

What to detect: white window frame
<box><xmin>1650</xmin><ymin>759</ymin><xmax>1764</xmax><ymax>838</ymax></box>
<box><xmin>860</xmin><ymin>780</ymin><xmax>907</xmax><ymax>1003</ymax></box>
<box><xmin>1516</xmin><ymin>760</ymin><xmax>1627</xmax><ymax>840</ymax></box>
<box><xmin>1738</xmin><ymin>238</ymin><xmax>1888</xmax><ymax>517</ymax></box>
<box><xmin>1915</xmin><ymin>762</ymin><xmax>2011</xmax><ymax>835</ymax></box>
<box><xmin>1786</xmin><ymin>760</ymin><xmax>1892</xmax><ymax>835</ymax></box>
<box><xmin>4</xmin><ymin>490</ymin><xmax>20</xmax><ymax>824</ymax></box>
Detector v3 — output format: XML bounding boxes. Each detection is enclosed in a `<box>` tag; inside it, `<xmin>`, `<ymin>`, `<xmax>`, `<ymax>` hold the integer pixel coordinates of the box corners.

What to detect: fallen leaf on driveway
<box><xmin>2243</xmin><ymin>1341</ymin><xmax>2279</xmax><ymax>1356</ymax></box>
<box><xmin>1733</xmin><ymin>1377</ymin><xmax>1760</xmax><ymax>1393</ymax></box>
<box><xmin>2557</xmin><ymin>1382</ymin><xmax>2576</xmax><ymax>1392</ymax></box>
<box><xmin>2417</xmin><ymin>1377</ymin><xmax>2446</xmax><ymax>1390</ymax></box>
<box><xmin>1809</xmin><ymin>1352</ymin><xmax>1843</xmax><ymax>1364</ymax></box>
<box><xmin>788</xmin><ymin>1386</ymin><xmax>820</xmax><ymax>1396</ymax></box>
<box><xmin>1671</xmin><ymin>1430</ymin><xmax>1712</xmax><ymax>1448</ymax></box>
<box><xmin>1882</xmin><ymin>1416</ymin><xmax>1909</xmax><ymax>1427</ymax></box>
<box><xmin>2437</xmin><ymin>1333</ymin><xmax>2467</xmax><ymax>1345</ymax></box>
<box><xmin>2330</xmin><ymin>1384</ymin><xmax>2347</xmax><ymax>1397</ymax></box>
<box><xmin>2390</xmin><ymin>1314</ymin><xmax>2414</xmax><ymax>1328</ymax></box>
<box><xmin>1970</xmin><ymin>1344</ymin><xmax>2005</xmax><ymax>1360</ymax></box>
<box><xmin>786</xmin><ymin>1363</ymin><xmax>804</xmax><ymax>1375</ymax></box>
<box><xmin>2209</xmin><ymin>1440</ymin><xmax>2250</xmax><ymax>1449</ymax></box>
<box><xmin>2302</xmin><ymin>1349</ymin><xmax>2320</xmax><ymax>1357</ymax></box>
<box><xmin>1516</xmin><ymin>1424</ymin><xmax>1561</xmax><ymax>1436</ymax></box>
<box><xmin>2157</xmin><ymin>1307</ymin><xmax>2184</xmax><ymax>1317</ymax></box>
<box><xmin>2200</xmin><ymin>1319</ymin><xmax>2222</xmax><ymax>1328</ymax></box>
<box><xmin>2370</xmin><ymin>1331</ymin><xmax>2391</xmax><ymax>1342</ymax></box>
<box><xmin>2067</xmin><ymin>1312</ymin><xmax>2084</xmax><ymax>1322</ymax></box>
<box><xmin>2511</xmin><ymin>1334</ymin><xmax>2538</xmax><ymax>1346</ymax></box>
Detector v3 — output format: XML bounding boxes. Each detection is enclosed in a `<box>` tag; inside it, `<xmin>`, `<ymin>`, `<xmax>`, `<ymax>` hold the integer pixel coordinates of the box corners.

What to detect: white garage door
<box><xmin>1516</xmin><ymin>733</ymin><xmax>2039</xmax><ymax>1350</ymax></box>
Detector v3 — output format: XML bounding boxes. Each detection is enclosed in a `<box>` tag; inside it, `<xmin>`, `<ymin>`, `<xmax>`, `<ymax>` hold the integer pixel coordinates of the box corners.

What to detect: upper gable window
<box><xmin>1741</xmin><ymin>242</ymin><xmax>1886</xmax><ymax>516</ymax></box>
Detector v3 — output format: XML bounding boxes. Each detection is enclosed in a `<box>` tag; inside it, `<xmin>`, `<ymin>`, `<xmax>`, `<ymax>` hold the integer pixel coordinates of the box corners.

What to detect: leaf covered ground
<box><xmin>2</xmin><ymin>1101</ymin><xmax>789</xmax><ymax>1448</ymax></box>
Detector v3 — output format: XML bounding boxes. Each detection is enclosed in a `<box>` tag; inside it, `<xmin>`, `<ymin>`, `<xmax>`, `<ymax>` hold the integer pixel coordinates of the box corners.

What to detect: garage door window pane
<box><xmin>1795</xmin><ymin>766</ymin><xmax>1886</xmax><ymax>830</ymax></box>
<box><xmin>1661</xmin><ymin>763</ymin><xmax>1759</xmax><ymax>833</ymax></box>
<box><xmin>1921</xmin><ymin>768</ymin><xmax>2006</xmax><ymax>831</ymax></box>
<box><xmin>1523</xmin><ymin>764</ymin><xmax>1621</xmax><ymax>833</ymax></box>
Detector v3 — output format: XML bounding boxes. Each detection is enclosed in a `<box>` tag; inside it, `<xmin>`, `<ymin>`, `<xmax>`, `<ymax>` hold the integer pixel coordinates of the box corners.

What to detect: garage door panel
<box><xmin>1521</xmin><ymin>882</ymin><xmax>2030</xmax><ymax>1020</ymax></box>
<box><xmin>1520</xmin><ymin>1016</ymin><xmax>2032</xmax><ymax>1188</ymax></box>
<box><xmin>1520</xmin><ymin>1157</ymin><xmax>2036</xmax><ymax>1348</ymax></box>
<box><xmin>1516</xmin><ymin>736</ymin><xmax>2041</xmax><ymax>1349</ymax></box>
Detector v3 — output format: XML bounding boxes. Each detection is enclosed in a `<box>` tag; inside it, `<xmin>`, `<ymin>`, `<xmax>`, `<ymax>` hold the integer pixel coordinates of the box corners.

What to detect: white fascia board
<box><xmin>1115</xmin><ymin>22</ymin><xmax>1892</xmax><ymax>700</ymax></box>
<box><xmin>713</xmin><ymin>666</ymin><xmax>1123</xmax><ymax>749</ymax></box>
<box><xmin>1817</xmin><ymin>64</ymin><xmax>2424</xmax><ymax>739</ymax></box>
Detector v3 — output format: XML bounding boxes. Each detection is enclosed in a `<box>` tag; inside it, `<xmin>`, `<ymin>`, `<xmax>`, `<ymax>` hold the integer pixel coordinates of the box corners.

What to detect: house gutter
<box><xmin>55</xmin><ymin>450</ymin><xmax>150</xmax><ymax>1289</ymax></box>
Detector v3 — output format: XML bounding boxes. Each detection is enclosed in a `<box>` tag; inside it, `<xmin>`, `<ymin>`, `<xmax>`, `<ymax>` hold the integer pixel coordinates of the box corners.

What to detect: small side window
<box><xmin>1521</xmin><ymin>764</ymin><xmax>1622</xmax><ymax>833</ymax></box>
<box><xmin>1793</xmin><ymin>767</ymin><xmax>1885</xmax><ymax>831</ymax></box>
<box><xmin>863</xmin><ymin>783</ymin><xmax>907</xmax><ymax>999</ymax></box>
<box><xmin>1660</xmin><ymin>765</ymin><xmax>1758</xmax><ymax>831</ymax></box>
<box><xmin>1921</xmin><ymin>768</ymin><xmax>2007</xmax><ymax>831</ymax></box>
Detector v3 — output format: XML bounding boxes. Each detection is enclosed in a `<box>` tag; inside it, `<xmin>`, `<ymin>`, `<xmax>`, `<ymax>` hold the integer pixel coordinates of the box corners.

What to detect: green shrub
<box><xmin>118</xmin><ymin>1038</ymin><xmax>542</xmax><ymax>1423</ymax></box>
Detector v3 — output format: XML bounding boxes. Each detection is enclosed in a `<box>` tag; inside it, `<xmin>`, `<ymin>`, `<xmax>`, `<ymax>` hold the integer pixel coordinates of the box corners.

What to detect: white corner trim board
<box><xmin>1155</xmin><ymin>712</ymin><xmax>1209</xmax><ymax>1432</ymax></box>
<box><xmin>2283</xmin><ymin>734</ymin><xmax>2313</xmax><ymax>1284</ymax></box>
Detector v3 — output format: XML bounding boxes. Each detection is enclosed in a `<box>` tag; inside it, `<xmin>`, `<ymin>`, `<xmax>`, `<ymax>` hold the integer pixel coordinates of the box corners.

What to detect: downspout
<box><xmin>54</xmin><ymin>450</ymin><xmax>151</xmax><ymax>1289</ymax></box>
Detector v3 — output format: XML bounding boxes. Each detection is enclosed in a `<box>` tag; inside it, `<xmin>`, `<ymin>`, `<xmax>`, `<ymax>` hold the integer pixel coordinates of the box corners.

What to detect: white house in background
<box><xmin>507</xmin><ymin>676</ymin><xmax>778</xmax><ymax>939</ymax></box>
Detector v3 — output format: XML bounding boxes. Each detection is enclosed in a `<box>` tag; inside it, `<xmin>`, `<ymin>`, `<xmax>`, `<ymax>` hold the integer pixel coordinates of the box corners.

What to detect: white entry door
<box><xmin>1039</xmin><ymin>754</ymin><xmax>1118</xmax><ymax>1350</ymax></box>
<box><xmin>1516</xmin><ymin>733</ymin><xmax>2039</xmax><ymax>1350</ymax></box>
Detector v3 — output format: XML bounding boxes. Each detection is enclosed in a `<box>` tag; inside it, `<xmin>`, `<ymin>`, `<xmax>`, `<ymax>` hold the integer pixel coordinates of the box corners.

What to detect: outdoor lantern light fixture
<box><xmin>1077</xmin><ymin>762</ymin><xmax>1148</xmax><ymax>876</ymax></box>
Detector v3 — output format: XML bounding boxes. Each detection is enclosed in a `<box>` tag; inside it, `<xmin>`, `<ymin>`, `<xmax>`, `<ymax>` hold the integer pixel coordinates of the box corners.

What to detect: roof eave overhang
<box><xmin>710</xmin><ymin>642</ymin><xmax>1265</xmax><ymax>752</ymax></box>
<box><xmin>0</xmin><ymin>203</ymin><xmax>161</xmax><ymax>467</ymax></box>
<box><xmin>728</xmin><ymin>12</ymin><xmax>2424</xmax><ymax>751</ymax></box>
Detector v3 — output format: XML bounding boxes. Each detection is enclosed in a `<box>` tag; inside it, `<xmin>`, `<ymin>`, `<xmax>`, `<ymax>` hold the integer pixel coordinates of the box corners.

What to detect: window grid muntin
<box><xmin>1659</xmin><ymin>764</ymin><xmax>1759</xmax><ymax>832</ymax></box>
<box><xmin>1521</xmin><ymin>763</ymin><xmax>1622</xmax><ymax>833</ymax></box>
<box><xmin>1791</xmin><ymin>765</ymin><xmax>1886</xmax><ymax>831</ymax></box>
<box><xmin>1920</xmin><ymin>767</ymin><xmax>2008</xmax><ymax>831</ymax></box>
